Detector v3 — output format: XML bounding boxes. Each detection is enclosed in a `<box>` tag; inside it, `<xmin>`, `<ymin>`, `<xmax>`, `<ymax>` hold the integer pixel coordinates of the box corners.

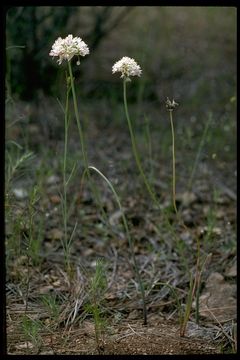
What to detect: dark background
<box><xmin>6</xmin><ymin>6</ymin><xmax>236</xmax><ymax>106</ymax></box>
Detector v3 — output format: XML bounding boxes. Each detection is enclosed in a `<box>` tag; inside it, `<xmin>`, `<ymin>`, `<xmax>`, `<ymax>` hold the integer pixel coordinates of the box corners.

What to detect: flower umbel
<box><xmin>112</xmin><ymin>56</ymin><xmax>142</xmax><ymax>80</ymax></box>
<box><xmin>165</xmin><ymin>98</ymin><xmax>179</xmax><ymax>111</ymax></box>
<box><xmin>49</xmin><ymin>34</ymin><xmax>89</xmax><ymax>65</ymax></box>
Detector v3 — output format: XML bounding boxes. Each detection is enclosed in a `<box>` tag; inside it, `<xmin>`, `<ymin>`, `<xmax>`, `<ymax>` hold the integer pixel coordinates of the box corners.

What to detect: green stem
<box><xmin>68</xmin><ymin>61</ymin><xmax>88</xmax><ymax>170</ymax></box>
<box><xmin>63</xmin><ymin>78</ymin><xmax>70</xmax><ymax>264</ymax></box>
<box><xmin>123</xmin><ymin>79</ymin><xmax>158</xmax><ymax>208</ymax></box>
<box><xmin>85</xmin><ymin>166</ymin><xmax>147</xmax><ymax>325</ymax></box>
<box><xmin>180</xmin><ymin>274</ymin><xmax>194</xmax><ymax>337</ymax></box>
<box><xmin>169</xmin><ymin>110</ymin><xmax>178</xmax><ymax>214</ymax></box>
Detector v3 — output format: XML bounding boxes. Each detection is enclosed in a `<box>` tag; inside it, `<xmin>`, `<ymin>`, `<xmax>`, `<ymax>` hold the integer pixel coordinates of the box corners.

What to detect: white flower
<box><xmin>49</xmin><ymin>34</ymin><xmax>89</xmax><ymax>65</ymax></box>
<box><xmin>112</xmin><ymin>56</ymin><xmax>142</xmax><ymax>79</ymax></box>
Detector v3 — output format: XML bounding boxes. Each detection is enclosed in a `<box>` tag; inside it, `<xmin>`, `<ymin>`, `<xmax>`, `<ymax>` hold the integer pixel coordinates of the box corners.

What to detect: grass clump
<box><xmin>85</xmin><ymin>259</ymin><xmax>108</xmax><ymax>354</ymax></box>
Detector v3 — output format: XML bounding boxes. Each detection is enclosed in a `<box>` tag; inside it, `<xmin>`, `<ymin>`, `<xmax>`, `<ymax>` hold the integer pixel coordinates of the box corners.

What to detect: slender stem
<box><xmin>180</xmin><ymin>274</ymin><xmax>194</xmax><ymax>337</ymax></box>
<box><xmin>195</xmin><ymin>253</ymin><xmax>211</xmax><ymax>325</ymax></box>
<box><xmin>63</xmin><ymin>78</ymin><xmax>70</xmax><ymax>267</ymax></box>
<box><xmin>68</xmin><ymin>61</ymin><xmax>88</xmax><ymax>170</ymax></box>
<box><xmin>24</xmin><ymin>250</ymin><xmax>30</xmax><ymax>314</ymax></box>
<box><xmin>87</xmin><ymin>166</ymin><xmax>147</xmax><ymax>325</ymax></box>
<box><xmin>123</xmin><ymin>79</ymin><xmax>158</xmax><ymax>209</ymax></box>
<box><xmin>169</xmin><ymin>110</ymin><xmax>178</xmax><ymax>214</ymax></box>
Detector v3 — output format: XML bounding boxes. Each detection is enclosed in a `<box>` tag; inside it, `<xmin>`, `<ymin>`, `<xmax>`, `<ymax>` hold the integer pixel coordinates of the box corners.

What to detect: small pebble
<box><xmin>46</xmin><ymin>175</ymin><xmax>60</xmax><ymax>185</ymax></box>
<box><xmin>13</xmin><ymin>188</ymin><xmax>28</xmax><ymax>199</ymax></box>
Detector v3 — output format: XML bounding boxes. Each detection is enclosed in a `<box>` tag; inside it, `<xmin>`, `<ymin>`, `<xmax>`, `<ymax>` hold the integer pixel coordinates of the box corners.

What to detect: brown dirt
<box><xmin>7</xmin><ymin>318</ymin><xmax>220</xmax><ymax>355</ymax></box>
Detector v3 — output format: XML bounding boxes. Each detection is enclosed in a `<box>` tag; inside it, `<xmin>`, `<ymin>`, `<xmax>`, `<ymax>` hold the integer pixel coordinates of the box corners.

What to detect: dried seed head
<box><xmin>165</xmin><ymin>98</ymin><xmax>179</xmax><ymax>111</ymax></box>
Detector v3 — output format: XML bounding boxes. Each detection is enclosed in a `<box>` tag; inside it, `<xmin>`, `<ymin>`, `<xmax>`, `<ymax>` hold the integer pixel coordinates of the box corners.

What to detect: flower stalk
<box><xmin>166</xmin><ymin>98</ymin><xmax>179</xmax><ymax>214</ymax></box>
<box><xmin>62</xmin><ymin>75</ymin><xmax>71</xmax><ymax>272</ymax></box>
<box><xmin>68</xmin><ymin>61</ymin><xmax>88</xmax><ymax>170</ymax></box>
<box><xmin>169</xmin><ymin>109</ymin><xmax>178</xmax><ymax>214</ymax></box>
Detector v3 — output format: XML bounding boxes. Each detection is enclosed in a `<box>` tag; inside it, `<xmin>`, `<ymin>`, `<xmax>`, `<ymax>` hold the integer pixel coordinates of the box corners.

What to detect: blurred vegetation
<box><xmin>6</xmin><ymin>6</ymin><xmax>134</xmax><ymax>100</ymax></box>
<box><xmin>6</xmin><ymin>6</ymin><xmax>236</xmax><ymax>108</ymax></box>
<box><xmin>5</xmin><ymin>6</ymin><xmax>236</xmax><ymax>185</ymax></box>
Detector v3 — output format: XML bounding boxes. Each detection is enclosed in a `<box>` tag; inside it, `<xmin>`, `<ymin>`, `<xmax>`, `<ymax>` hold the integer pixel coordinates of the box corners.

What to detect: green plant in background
<box><xmin>5</xmin><ymin>142</ymin><xmax>35</xmax><ymax>263</ymax></box>
<box><xmin>5</xmin><ymin>143</ymin><xmax>34</xmax><ymax>195</ymax></box>
<box><xmin>25</xmin><ymin>186</ymin><xmax>42</xmax><ymax>265</ymax></box>
<box><xmin>7</xmin><ymin>7</ymin><xmax>133</xmax><ymax>100</ymax></box>
<box><xmin>23</xmin><ymin>185</ymin><xmax>42</xmax><ymax>315</ymax></box>
<box><xmin>85</xmin><ymin>258</ymin><xmax>108</xmax><ymax>354</ymax></box>
<box><xmin>6</xmin><ymin>212</ymin><xmax>23</xmax><ymax>265</ymax></box>
<box><xmin>203</xmin><ymin>206</ymin><xmax>217</xmax><ymax>249</ymax></box>
<box><xmin>187</xmin><ymin>112</ymin><xmax>213</xmax><ymax>192</ymax></box>
<box><xmin>41</xmin><ymin>293</ymin><xmax>61</xmax><ymax>330</ymax></box>
<box><xmin>6</xmin><ymin>45</ymin><xmax>25</xmax><ymax>104</ymax></box>
<box><xmin>21</xmin><ymin>315</ymin><xmax>43</xmax><ymax>353</ymax></box>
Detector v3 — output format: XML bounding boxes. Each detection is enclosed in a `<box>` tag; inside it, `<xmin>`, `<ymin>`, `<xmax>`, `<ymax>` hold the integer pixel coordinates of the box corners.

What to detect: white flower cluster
<box><xmin>49</xmin><ymin>34</ymin><xmax>89</xmax><ymax>65</ymax></box>
<box><xmin>112</xmin><ymin>56</ymin><xmax>142</xmax><ymax>79</ymax></box>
